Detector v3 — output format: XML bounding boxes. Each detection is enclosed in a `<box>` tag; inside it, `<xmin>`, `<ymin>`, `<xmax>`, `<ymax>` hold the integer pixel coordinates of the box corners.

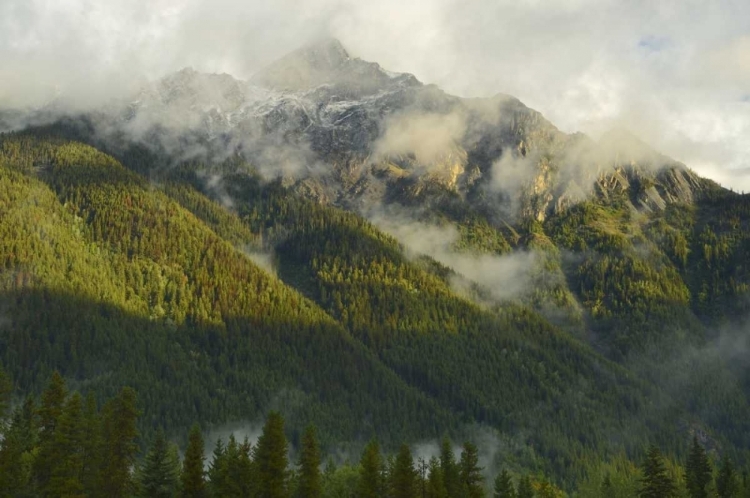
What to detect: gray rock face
<box><xmin>108</xmin><ymin>38</ymin><xmax>718</xmax><ymax>219</ymax></box>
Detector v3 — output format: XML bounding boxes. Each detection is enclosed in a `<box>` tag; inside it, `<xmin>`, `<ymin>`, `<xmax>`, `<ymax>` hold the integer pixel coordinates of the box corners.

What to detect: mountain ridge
<box><xmin>1</xmin><ymin>38</ymin><xmax>749</xmax><ymax>486</ymax></box>
<box><xmin>98</xmin><ymin>39</ymin><xmax>720</xmax><ymax>226</ymax></box>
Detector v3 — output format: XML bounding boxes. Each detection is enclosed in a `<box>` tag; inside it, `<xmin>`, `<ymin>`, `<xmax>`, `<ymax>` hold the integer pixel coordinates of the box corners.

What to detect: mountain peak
<box><xmin>299</xmin><ymin>37</ymin><xmax>350</xmax><ymax>67</ymax></box>
<box><xmin>250</xmin><ymin>37</ymin><xmax>351</xmax><ymax>91</ymax></box>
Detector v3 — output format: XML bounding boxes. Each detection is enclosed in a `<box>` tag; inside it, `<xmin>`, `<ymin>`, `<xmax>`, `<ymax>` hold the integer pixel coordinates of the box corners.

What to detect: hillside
<box><xmin>1</xmin><ymin>39</ymin><xmax>750</xmax><ymax>487</ymax></box>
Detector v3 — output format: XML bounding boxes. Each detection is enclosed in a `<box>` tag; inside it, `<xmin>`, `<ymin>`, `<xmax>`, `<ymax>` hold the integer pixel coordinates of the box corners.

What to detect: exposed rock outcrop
<box><xmin>97</xmin><ymin>38</ymin><xmax>721</xmax><ymax>219</ymax></box>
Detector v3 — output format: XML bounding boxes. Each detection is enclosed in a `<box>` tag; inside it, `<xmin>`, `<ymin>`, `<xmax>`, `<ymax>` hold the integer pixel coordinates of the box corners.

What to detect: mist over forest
<box><xmin>1</xmin><ymin>1</ymin><xmax>750</xmax><ymax>497</ymax></box>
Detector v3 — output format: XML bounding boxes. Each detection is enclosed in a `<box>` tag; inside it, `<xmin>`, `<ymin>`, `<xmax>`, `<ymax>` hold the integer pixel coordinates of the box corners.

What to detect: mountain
<box><xmin>1</xmin><ymin>38</ymin><xmax>750</xmax><ymax>485</ymax></box>
<box><xmin>104</xmin><ymin>38</ymin><xmax>717</xmax><ymax>221</ymax></box>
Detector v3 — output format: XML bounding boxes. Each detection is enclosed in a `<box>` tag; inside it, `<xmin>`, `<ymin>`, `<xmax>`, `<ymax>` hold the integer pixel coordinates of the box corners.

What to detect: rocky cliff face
<box><xmin>101</xmin><ymin>38</ymin><xmax>718</xmax><ymax>221</ymax></box>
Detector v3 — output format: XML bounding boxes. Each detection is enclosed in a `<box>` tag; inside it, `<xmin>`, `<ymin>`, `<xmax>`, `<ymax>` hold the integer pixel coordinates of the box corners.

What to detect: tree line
<box><xmin>2</xmin><ymin>372</ymin><xmax>750</xmax><ymax>497</ymax></box>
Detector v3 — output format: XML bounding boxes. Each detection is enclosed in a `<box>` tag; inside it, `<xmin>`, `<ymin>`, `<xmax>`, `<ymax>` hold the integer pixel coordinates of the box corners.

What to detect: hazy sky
<box><xmin>1</xmin><ymin>0</ymin><xmax>748</xmax><ymax>188</ymax></box>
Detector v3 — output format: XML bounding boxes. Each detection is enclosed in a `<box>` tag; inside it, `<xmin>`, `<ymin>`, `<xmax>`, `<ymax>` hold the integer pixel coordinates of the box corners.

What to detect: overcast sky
<box><xmin>1</xmin><ymin>0</ymin><xmax>748</xmax><ymax>189</ymax></box>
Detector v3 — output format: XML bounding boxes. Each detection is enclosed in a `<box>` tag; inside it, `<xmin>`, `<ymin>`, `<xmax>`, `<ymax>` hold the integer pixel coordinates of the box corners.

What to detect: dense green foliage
<box><xmin>494</xmin><ymin>469</ymin><xmax>516</xmax><ymax>498</ymax></box>
<box><xmin>297</xmin><ymin>425</ymin><xmax>322</xmax><ymax>498</ymax></box>
<box><xmin>685</xmin><ymin>436</ymin><xmax>712</xmax><ymax>498</ymax></box>
<box><xmin>180</xmin><ymin>424</ymin><xmax>207</xmax><ymax>498</ymax></box>
<box><xmin>638</xmin><ymin>446</ymin><xmax>676</xmax><ymax>498</ymax></box>
<box><xmin>138</xmin><ymin>431</ymin><xmax>181</xmax><ymax>498</ymax></box>
<box><xmin>2</xmin><ymin>125</ymin><xmax>750</xmax><ymax>491</ymax></box>
<box><xmin>0</xmin><ymin>132</ymin><xmax>453</xmax><ymax>447</ymax></box>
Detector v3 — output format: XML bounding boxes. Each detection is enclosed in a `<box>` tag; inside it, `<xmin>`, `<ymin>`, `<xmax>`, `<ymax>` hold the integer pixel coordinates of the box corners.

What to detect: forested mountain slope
<box><xmin>1</xmin><ymin>128</ymin><xmax>750</xmax><ymax>484</ymax></box>
<box><xmin>0</xmin><ymin>133</ymin><xmax>458</xmax><ymax>447</ymax></box>
<box><xmin>1</xmin><ymin>39</ymin><xmax>750</xmax><ymax>486</ymax></box>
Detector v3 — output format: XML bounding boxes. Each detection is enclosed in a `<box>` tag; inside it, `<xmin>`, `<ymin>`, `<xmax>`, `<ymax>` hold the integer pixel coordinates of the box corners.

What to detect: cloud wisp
<box><xmin>368</xmin><ymin>210</ymin><xmax>536</xmax><ymax>302</ymax></box>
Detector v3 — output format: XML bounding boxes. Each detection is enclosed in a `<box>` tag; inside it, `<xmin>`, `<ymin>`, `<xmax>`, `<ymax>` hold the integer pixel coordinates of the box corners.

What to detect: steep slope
<box><xmin>0</xmin><ymin>133</ymin><xmax>457</xmax><ymax>445</ymax></box>
<box><xmin>136</xmin><ymin>146</ymin><xmax>750</xmax><ymax>476</ymax></box>
<box><xmin>183</xmin><ymin>156</ymin><xmax>750</xmax><ymax>462</ymax></box>
<box><xmin>96</xmin><ymin>39</ymin><xmax>715</xmax><ymax>223</ymax></box>
<box><xmin>3</xmin><ymin>38</ymin><xmax>750</xmax><ymax>481</ymax></box>
<box><xmin>4</xmin><ymin>129</ymin><xmax>741</xmax><ymax>482</ymax></box>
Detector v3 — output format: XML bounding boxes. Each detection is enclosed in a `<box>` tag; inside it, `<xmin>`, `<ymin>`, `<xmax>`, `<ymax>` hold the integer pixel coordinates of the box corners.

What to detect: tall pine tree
<box><xmin>297</xmin><ymin>425</ymin><xmax>321</xmax><ymax>498</ymax></box>
<box><xmin>638</xmin><ymin>445</ymin><xmax>675</xmax><ymax>498</ymax></box>
<box><xmin>33</xmin><ymin>372</ymin><xmax>68</xmax><ymax>494</ymax></box>
<box><xmin>180</xmin><ymin>424</ymin><xmax>206</xmax><ymax>498</ymax></box>
<box><xmin>440</xmin><ymin>436</ymin><xmax>460</xmax><ymax>498</ymax></box>
<box><xmin>494</xmin><ymin>469</ymin><xmax>516</xmax><ymax>498</ymax></box>
<box><xmin>460</xmin><ymin>441</ymin><xmax>485</xmax><ymax>498</ymax></box>
<box><xmin>139</xmin><ymin>430</ymin><xmax>180</xmax><ymax>498</ymax></box>
<box><xmin>427</xmin><ymin>456</ymin><xmax>448</xmax><ymax>498</ymax></box>
<box><xmin>207</xmin><ymin>438</ymin><xmax>228</xmax><ymax>497</ymax></box>
<box><xmin>390</xmin><ymin>444</ymin><xmax>416</xmax><ymax>498</ymax></box>
<box><xmin>358</xmin><ymin>439</ymin><xmax>383</xmax><ymax>498</ymax></box>
<box><xmin>220</xmin><ymin>435</ymin><xmax>244</xmax><ymax>497</ymax></box>
<box><xmin>0</xmin><ymin>397</ymin><xmax>36</xmax><ymax>496</ymax></box>
<box><xmin>685</xmin><ymin>436</ymin><xmax>712</xmax><ymax>498</ymax></box>
<box><xmin>81</xmin><ymin>392</ymin><xmax>103</xmax><ymax>498</ymax></box>
<box><xmin>46</xmin><ymin>392</ymin><xmax>86</xmax><ymax>498</ymax></box>
<box><xmin>237</xmin><ymin>437</ymin><xmax>256</xmax><ymax>498</ymax></box>
<box><xmin>101</xmin><ymin>387</ymin><xmax>139</xmax><ymax>498</ymax></box>
<box><xmin>254</xmin><ymin>411</ymin><xmax>289</xmax><ymax>498</ymax></box>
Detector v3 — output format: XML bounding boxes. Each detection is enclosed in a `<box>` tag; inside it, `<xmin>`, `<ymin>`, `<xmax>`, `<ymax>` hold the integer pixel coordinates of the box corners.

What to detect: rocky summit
<box><xmin>102</xmin><ymin>38</ymin><xmax>717</xmax><ymax>222</ymax></box>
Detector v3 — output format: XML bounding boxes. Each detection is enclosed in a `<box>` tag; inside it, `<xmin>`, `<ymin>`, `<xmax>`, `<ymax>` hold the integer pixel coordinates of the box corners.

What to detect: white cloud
<box><xmin>374</xmin><ymin>112</ymin><xmax>466</xmax><ymax>165</ymax></box>
<box><xmin>368</xmin><ymin>212</ymin><xmax>537</xmax><ymax>302</ymax></box>
<box><xmin>0</xmin><ymin>0</ymin><xmax>748</xmax><ymax>188</ymax></box>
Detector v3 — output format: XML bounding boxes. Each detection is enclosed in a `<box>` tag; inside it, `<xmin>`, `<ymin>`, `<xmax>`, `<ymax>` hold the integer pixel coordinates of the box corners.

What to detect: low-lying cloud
<box><xmin>374</xmin><ymin>111</ymin><xmax>466</xmax><ymax>166</ymax></box>
<box><xmin>369</xmin><ymin>211</ymin><xmax>536</xmax><ymax>302</ymax></box>
<box><xmin>244</xmin><ymin>250</ymin><xmax>277</xmax><ymax>277</ymax></box>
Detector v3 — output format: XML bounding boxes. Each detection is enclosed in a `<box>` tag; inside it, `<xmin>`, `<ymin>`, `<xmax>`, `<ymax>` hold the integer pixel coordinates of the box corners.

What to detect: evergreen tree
<box><xmin>47</xmin><ymin>392</ymin><xmax>86</xmax><ymax>498</ymax></box>
<box><xmin>0</xmin><ymin>418</ymin><xmax>29</xmax><ymax>496</ymax></box>
<box><xmin>81</xmin><ymin>392</ymin><xmax>103</xmax><ymax>497</ymax></box>
<box><xmin>297</xmin><ymin>425</ymin><xmax>321</xmax><ymax>498</ymax></box>
<box><xmin>440</xmin><ymin>436</ymin><xmax>460</xmax><ymax>498</ymax></box>
<box><xmin>167</xmin><ymin>445</ymin><xmax>182</xmax><ymax>495</ymax></box>
<box><xmin>101</xmin><ymin>387</ymin><xmax>139</xmax><ymax>498</ymax></box>
<box><xmin>358</xmin><ymin>439</ymin><xmax>384</xmax><ymax>498</ymax></box>
<box><xmin>220</xmin><ymin>435</ymin><xmax>244</xmax><ymax>497</ymax></box>
<box><xmin>427</xmin><ymin>456</ymin><xmax>448</xmax><ymax>498</ymax></box>
<box><xmin>685</xmin><ymin>436</ymin><xmax>712</xmax><ymax>498</ymax></box>
<box><xmin>516</xmin><ymin>476</ymin><xmax>534</xmax><ymax>498</ymax></box>
<box><xmin>180</xmin><ymin>424</ymin><xmax>206</xmax><ymax>498</ymax></box>
<box><xmin>717</xmin><ymin>455</ymin><xmax>739</xmax><ymax>498</ymax></box>
<box><xmin>254</xmin><ymin>411</ymin><xmax>289</xmax><ymax>498</ymax></box>
<box><xmin>33</xmin><ymin>371</ymin><xmax>68</xmax><ymax>493</ymax></box>
<box><xmin>36</xmin><ymin>372</ymin><xmax>67</xmax><ymax>437</ymax></box>
<box><xmin>207</xmin><ymin>438</ymin><xmax>228</xmax><ymax>497</ymax></box>
<box><xmin>460</xmin><ymin>441</ymin><xmax>485</xmax><ymax>498</ymax></box>
<box><xmin>638</xmin><ymin>445</ymin><xmax>675</xmax><ymax>498</ymax></box>
<box><xmin>0</xmin><ymin>397</ymin><xmax>36</xmax><ymax>496</ymax></box>
<box><xmin>237</xmin><ymin>437</ymin><xmax>256</xmax><ymax>498</ymax></box>
<box><xmin>494</xmin><ymin>469</ymin><xmax>516</xmax><ymax>498</ymax></box>
<box><xmin>139</xmin><ymin>430</ymin><xmax>180</xmax><ymax>498</ymax></box>
<box><xmin>390</xmin><ymin>444</ymin><xmax>416</xmax><ymax>498</ymax></box>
